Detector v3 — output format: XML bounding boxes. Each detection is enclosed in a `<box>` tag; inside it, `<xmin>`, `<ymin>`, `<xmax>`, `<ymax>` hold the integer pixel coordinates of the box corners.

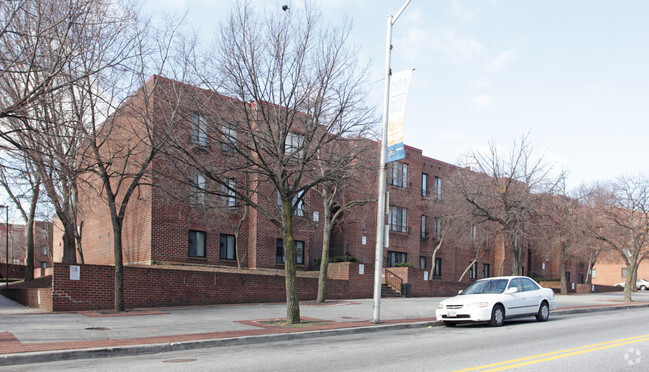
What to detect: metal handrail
<box><xmin>384</xmin><ymin>269</ymin><xmax>403</xmax><ymax>294</ymax></box>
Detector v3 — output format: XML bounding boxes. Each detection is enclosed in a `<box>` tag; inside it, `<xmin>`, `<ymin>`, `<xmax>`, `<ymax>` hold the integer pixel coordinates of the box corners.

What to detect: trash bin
<box><xmin>401</xmin><ymin>283</ymin><xmax>411</xmax><ymax>298</ymax></box>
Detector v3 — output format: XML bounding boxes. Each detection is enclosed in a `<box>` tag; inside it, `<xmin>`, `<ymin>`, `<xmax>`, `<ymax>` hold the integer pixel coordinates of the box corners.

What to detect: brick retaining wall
<box><xmin>51</xmin><ymin>263</ymin><xmax>358</xmax><ymax>311</ymax></box>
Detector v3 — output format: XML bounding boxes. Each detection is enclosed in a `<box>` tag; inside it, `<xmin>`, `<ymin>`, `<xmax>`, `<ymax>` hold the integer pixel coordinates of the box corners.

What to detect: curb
<box><xmin>2</xmin><ymin>303</ymin><xmax>648</xmax><ymax>366</ymax></box>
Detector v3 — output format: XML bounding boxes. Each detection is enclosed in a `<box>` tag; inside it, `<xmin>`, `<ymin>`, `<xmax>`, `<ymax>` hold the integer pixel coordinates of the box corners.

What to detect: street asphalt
<box><xmin>1</xmin><ymin>291</ymin><xmax>649</xmax><ymax>366</ymax></box>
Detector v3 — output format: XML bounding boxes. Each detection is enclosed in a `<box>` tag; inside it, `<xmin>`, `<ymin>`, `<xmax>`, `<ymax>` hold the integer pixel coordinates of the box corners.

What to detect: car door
<box><xmin>520</xmin><ymin>277</ymin><xmax>543</xmax><ymax>314</ymax></box>
<box><xmin>504</xmin><ymin>278</ymin><xmax>526</xmax><ymax>316</ymax></box>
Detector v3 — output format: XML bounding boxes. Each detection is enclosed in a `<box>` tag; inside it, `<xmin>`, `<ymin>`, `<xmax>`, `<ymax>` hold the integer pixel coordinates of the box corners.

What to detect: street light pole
<box><xmin>372</xmin><ymin>0</ymin><xmax>411</xmax><ymax>324</ymax></box>
<box><xmin>0</xmin><ymin>205</ymin><xmax>7</xmax><ymax>289</ymax></box>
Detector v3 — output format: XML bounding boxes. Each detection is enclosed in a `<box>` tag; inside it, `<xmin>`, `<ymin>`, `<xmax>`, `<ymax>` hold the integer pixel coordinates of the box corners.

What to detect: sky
<box><xmin>147</xmin><ymin>0</ymin><xmax>647</xmax><ymax>190</ymax></box>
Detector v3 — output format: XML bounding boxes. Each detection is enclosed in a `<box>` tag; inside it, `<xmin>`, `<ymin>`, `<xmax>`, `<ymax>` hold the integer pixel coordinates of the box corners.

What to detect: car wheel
<box><xmin>443</xmin><ymin>321</ymin><xmax>457</xmax><ymax>327</ymax></box>
<box><xmin>641</xmin><ymin>286</ymin><xmax>647</xmax><ymax>290</ymax></box>
<box><xmin>536</xmin><ymin>301</ymin><xmax>550</xmax><ymax>322</ymax></box>
<box><xmin>489</xmin><ymin>304</ymin><xmax>505</xmax><ymax>327</ymax></box>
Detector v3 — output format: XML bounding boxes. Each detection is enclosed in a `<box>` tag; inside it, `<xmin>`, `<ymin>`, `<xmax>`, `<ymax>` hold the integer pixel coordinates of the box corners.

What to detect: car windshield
<box><xmin>461</xmin><ymin>279</ymin><xmax>509</xmax><ymax>295</ymax></box>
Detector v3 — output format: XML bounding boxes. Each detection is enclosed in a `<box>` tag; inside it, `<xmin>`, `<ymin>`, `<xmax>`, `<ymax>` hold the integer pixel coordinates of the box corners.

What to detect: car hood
<box><xmin>440</xmin><ymin>294</ymin><xmax>500</xmax><ymax>305</ymax></box>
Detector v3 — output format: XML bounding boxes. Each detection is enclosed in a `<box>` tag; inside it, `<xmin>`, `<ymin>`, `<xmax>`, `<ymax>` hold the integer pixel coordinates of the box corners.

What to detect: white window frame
<box><xmin>190</xmin><ymin>111</ymin><xmax>208</xmax><ymax>146</ymax></box>
<box><xmin>221</xmin><ymin>124</ymin><xmax>237</xmax><ymax>151</ymax></box>
<box><xmin>389</xmin><ymin>162</ymin><xmax>408</xmax><ymax>188</ymax></box>
<box><xmin>433</xmin><ymin>217</ymin><xmax>442</xmax><ymax>239</ymax></box>
<box><xmin>188</xmin><ymin>230</ymin><xmax>206</xmax><ymax>258</ymax></box>
<box><xmin>389</xmin><ymin>206</ymin><xmax>408</xmax><ymax>233</ymax></box>
<box><xmin>293</xmin><ymin>190</ymin><xmax>305</xmax><ymax>217</ymax></box>
<box><xmin>221</xmin><ymin>178</ymin><xmax>236</xmax><ymax>207</ymax></box>
<box><xmin>190</xmin><ymin>173</ymin><xmax>206</xmax><ymax>205</ymax></box>
<box><xmin>421</xmin><ymin>173</ymin><xmax>428</xmax><ymax>196</ymax></box>
<box><xmin>420</xmin><ymin>215</ymin><xmax>427</xmax><ymax>239</ymax></box>
<box><xmin>220</xmin><ymin>234</ymin><xmax>236</xmax><ymax>260</ymax></box>
<box><xmin>434</xmin><ymin>176</ymin><xmax>442</xmax><ymax>199</ymax></box>
<box><xmin>285</xmin><ymin>132</ymin><xmax>304</xmax><ymax>158</ymax></box>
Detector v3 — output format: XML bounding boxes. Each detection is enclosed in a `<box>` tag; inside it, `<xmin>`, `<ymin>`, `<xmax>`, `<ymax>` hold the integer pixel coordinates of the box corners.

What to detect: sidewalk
<box><xmin>2</xmin><ymin>292</ymin><xmax>649</xmax><ymax>366</ymax></box>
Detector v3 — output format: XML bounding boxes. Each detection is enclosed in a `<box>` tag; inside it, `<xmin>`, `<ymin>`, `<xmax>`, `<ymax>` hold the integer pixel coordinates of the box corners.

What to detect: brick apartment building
<box><xmin>52</xmin><ymin>76</ymin><xmax>586</xmax><ymax>288</ymax></box>
<box><xmin>1</xmin><ymin>221</ymin><xmax>52</xmax><ymax>277</ymax></box>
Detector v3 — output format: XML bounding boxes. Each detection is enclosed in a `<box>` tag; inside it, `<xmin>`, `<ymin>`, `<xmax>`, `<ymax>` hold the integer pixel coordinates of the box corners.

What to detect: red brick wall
<box><xmin>1</xmin><ymin>287</ymin><xmax>53</xmax><ymax>311</ymax></box>
<box><xmin>0</xmin><ymin>264</ymin><xmax>25</xmax><ymax>279</ymax></box>
<box><xmin>385</xmin><ymin>267</ymin><xmax>469</xmax><ymax>297</ymax></box>
<box><xmin>327</xmin><ymin>262</ymin><xmax>374</xmax><ymax>298</ymax></box>
<box><xmin>51</xmin><ymin>262</ymin><xmax>357</xmax><ymax>311</ymax></box>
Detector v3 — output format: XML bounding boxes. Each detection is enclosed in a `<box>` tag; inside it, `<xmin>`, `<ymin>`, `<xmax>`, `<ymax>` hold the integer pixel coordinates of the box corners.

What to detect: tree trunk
<box><xmin>60</xmin><ymin>217</ymin><xmax>77</xmax><ymax>264</ymax></box>
<box><xmin>624</xmin><ymin>263</ymin><xmax>634</xmax><ymax>302</ymax></box>
<box><xmin>113</xmin><ymin>221</ymin><xmax>125</xmax><ymax>312</ymax></box>
<box><xmin>282</xmin><ymin>199</ymin><xmax>300</xmax><ymax>324</ymax></box>
<box><xmin>24</xmin><ymin>218</ymin><xmax>34</xmax><ymax>282</ymax></box>
<box><xmin>559</xmin><ymin>245</ymin><xmax>567</xmax><ymax>295</ymax></box>
<box><xmin>429</xmin><ymin>238</ymin><xmax>443</xmax><ymax>280</ymax></box>
<box><xmin>24</xmin><ymin>183</ymin><xmax>39</xmax><ymax>281</ymax></box>
<box><xmin>316</xmin><ymin>217</ymin><xmax>332</xmax><ymax>303</ymax></box>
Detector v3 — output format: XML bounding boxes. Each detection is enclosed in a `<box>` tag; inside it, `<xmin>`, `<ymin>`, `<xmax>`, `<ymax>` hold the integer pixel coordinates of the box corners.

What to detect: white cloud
<box><xmin>473</xmin><ymin>94</ymin><xmax>493</xmax><ymax>108</ymax></box>
<box><xmin>452</xmin><ymin>0</ymin><xmax>480</xmax><ymax>21</ymax></box>
<box><xmin>430</xmin><ymin>30</ymin><xmax>483</xmax><ymax>64</ymax></box>
<box><xmin>485</xmin><ymin>49</ymin><xmax>518</xmax><ymax>73</ymax></box>
<box><xmin>395</xmin><ymin>28</ymin><xmax>431</xmax><ymax>62</ymax></box>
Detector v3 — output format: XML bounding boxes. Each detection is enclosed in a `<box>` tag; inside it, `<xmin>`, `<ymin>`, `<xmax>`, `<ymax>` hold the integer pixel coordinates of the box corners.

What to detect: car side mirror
<box><xmin>506</xmin><ymin>287</ymin><xmax>518</xmax><ymax>294</ymax></box>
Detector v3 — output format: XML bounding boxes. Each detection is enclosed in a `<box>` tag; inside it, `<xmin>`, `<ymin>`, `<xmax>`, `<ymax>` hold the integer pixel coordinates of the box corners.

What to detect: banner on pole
<box><xmin>387</xmin><ymin>69</ymin><xmax>412</xmax><ymax>163</ymax></box>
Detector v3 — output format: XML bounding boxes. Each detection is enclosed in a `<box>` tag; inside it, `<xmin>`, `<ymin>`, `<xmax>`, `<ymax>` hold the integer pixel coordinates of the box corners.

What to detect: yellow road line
<box><xmin>453</xmin><ymin>334</ymin><xmax>649</xmax><ymax>372</ymax></box>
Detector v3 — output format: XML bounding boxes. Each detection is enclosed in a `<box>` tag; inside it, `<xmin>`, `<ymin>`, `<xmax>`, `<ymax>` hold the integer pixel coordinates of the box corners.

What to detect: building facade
<box><xmin>53</xmin><ymin>76</ymin><xmax>579</xmax><ymax>286</ymax></box>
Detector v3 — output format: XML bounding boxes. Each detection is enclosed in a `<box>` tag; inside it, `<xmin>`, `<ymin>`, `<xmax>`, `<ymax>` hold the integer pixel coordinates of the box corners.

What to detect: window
<box><xmin>421</xmin><ymin>173</ymin><xmax>428</xmax><ymax>197</ymax></box>
<box><xmin>388</xmin><ymin>162</ymin><xmax>408</xmax><ymax>188</ymax></box>
<box><xmin>420</xmin><ymin>215</ymin><xmax>427</xmax><ymax>239</ymax></box>
<box><xmin>521</xmin><ymin>277</ymin><xmax>540</xmax><ymax>291</ymax></box>
<box><xmin>469</xmin><ymin>262</ymin><xmax>477</xmax><ymax>279</ymax></box>
<box><xmin>387</xmin><ymin>251</ymin><xmax>407</xmax><ymax>267</ymax></box>
<box><xmin>621</xmin><ymin>268</ymin><xmax>628</xmax><ymax>278</ymax></box>
<box><xmin>41</xmin><ymin>246</ymin><xmax>47</xmax><ymax>255</ymax></box>
<box><xmin>434</xmin><ymin>176</ymin><xmax>442</xmax><ymax>199</ymax></box>
<box><xmin>293</xmin><ymin>190</ymin><xmax>305</xmax><ymax>217</ymax></box>
<box><xmin>277</xmin><ymin>190</ymin><xmax>305</xmax><ymax>216</ymax></box>
<box><xmin>190</xmin><ymin>111</ymin><xmax>207</xmax><ymax>146</ymax></box>
<box><xmin>389</xmin><ymin>206</ymin><xmax>408</xmax><ymax>233</ymax></box>
<box><xmin>433</xmin><ymin>217</ymin><xmax>441</xmax><ymax>239</ymax></box>
<box><xmin>419</xmin><ymin>256</ymin><xmax>426</xmax><ymax>269</ymax></box>
<box><xmin>285</xmin><ymin>132</ymin><xmax>304</xmax><ymax>158</ymax></box>
<box><xmin>591</xmin><ymin>269</ymin><xmax>596</xmax><ymax>279</ymax></box>
<box><xmin>220</xmin><ymin>234</ymin><xmax>236</xmax><ymax>260</ymax></box>
<box><xmin>434</xmin><ymin>258</ymin><xmax>442</xmax><ymax>277</ymax></box>
<box><xmin>189</xmin><ymin>173</ymin><xmax>206</xmax><ymax>204</ymax></box>
<box><xmin>188</xmin><ymin>230</ymin><xmax>206</xmax><ymax>258</ymax></box>
<box><xmin>276</xmin><ymin>239</ymin><xmax>304</xmax><ymax>265</ymax></box>
<box><xmin>482</xmin><ymin>263</ymin><xmax>490</xmax><ymax>278</ymax></box>
<box><xmin>470</xmin><ymin>224</ymin><xmax>477</xmax><ymax>240</ymax></box>
<box><xmin>221</xmin><ymin>124</ymin><xmax>237</xmax><ymax>152</ymax></box>
<box><xmin>566</xmin><ymin>271</ymin><xmax>571</xmax><ymax>282</ymax></box>
<box><xmin>221</xmin><ymin>178</ymin><xmax>236</xmax><ymax>207</ymax></box>
<box><xmin>508</xmin><ymin>278</ymin><xmax>523</xmax><ymax>292</ymax></box>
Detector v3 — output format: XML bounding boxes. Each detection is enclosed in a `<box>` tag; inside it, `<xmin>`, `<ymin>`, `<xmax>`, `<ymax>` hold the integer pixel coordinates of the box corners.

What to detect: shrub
<box><xmin>394</xmin><ymin>262</ymin><xmax>413</xmax><ymax>268</ymax></box>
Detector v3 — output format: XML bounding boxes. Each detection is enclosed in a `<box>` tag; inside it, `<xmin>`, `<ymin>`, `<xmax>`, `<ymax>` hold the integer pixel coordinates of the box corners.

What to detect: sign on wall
<box><xmin>70</xmin><ymin>265</ymin><xmax>80</xmax><ymax>281</ymax></box>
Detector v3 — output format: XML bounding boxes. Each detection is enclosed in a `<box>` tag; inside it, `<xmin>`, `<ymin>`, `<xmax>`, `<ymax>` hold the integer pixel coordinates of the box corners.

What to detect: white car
<box><xmin>436</xmin><ymin>276</ymin><xmax>556</xmax><ymax>327</ymax></box>
<box><xmin>614</xmin><ymin>279</ymin><xmax>649</xmax><ymax>290</ymax></box>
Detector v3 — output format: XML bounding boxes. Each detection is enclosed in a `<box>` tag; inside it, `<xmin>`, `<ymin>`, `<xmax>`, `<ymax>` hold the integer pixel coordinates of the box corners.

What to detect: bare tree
<box><xmin>0</xmin><ymin>0</ymin><xmax>147</xmax><ymax>264</ymax></box>
<box><xmin>593</xmin><ymin>176</ymin><xmax>649</xmax><ymax>302</ymax></box>
<box><xmin>428</xmin><ymin>172</ymin><xmax>492</xmax><ymax>281</ymax></box>
<box><xmin>452</xmin><ymin>135</ymin><xmax>564</xmax><ymax>276</ymax></box>
<box><xmin>0</xmin><ymin>0</ymin><xmax>126</xmax><ymax>127</ymax></box>
<box><xmin>0</xmin><ymin>148</ymin><xmax>44</xmax><ymax>280</ymax></box>
<box><xmin>314</xmin><ymin>139</ymin><xmax>375</xmax><ymax>303</ymax></box>
<box><xmin>165</xmin><ymin>2</ymin><xmax>373</xmax><ymax>324</ymax></box>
